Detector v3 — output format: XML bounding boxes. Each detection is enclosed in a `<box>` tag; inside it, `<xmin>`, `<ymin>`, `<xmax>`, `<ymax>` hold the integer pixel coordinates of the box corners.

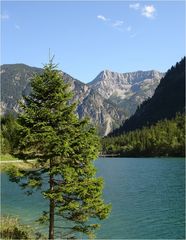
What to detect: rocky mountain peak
<box><xmin>89</xmin><ymin>69</ymin><xmax>164</xmax><ymax>99</ymax></box>
<box><xmin>0</xmin><ymin>64</ymin><xmax>165</xmax><ymax>135</ymax></box>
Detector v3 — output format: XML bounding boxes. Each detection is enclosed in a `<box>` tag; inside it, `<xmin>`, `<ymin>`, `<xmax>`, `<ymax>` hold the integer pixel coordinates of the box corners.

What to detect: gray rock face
<box><xmin>89</xmin><ymin>70</ymin><xmax>164</xmax><ymax>117</ymax></box>
<box><xmin>1</xmin><ymin>64</ymin><xmax>43</xmax><ymax>115</ymax></box>
<box><xmin>0</xmin><ymin>64</ymin><xmax>125</xmax><ymax>136</ymax></box>
<box><xmin>0</xmin><ymin>64</ymin><xmax>164</xmax><ymax>135</ymax></box>
<box><xmin>61</xmin><ymin>72</ymin><xmax>125</xmax><ymax>136</ymax></box>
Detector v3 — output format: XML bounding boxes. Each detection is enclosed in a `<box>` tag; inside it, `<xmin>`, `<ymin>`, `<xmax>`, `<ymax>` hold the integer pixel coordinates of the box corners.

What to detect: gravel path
<box><xmin>0</xmin><ymin>160</ymin><xmax>35</xmax><ymax>163</ymax></box>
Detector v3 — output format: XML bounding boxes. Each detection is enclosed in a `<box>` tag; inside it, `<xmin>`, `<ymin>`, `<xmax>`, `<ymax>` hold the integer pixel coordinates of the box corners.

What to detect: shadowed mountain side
<box><xmin>110</xmin><ymin>57</ymin><xmax>185</xmax><ymax>136</ymax></box>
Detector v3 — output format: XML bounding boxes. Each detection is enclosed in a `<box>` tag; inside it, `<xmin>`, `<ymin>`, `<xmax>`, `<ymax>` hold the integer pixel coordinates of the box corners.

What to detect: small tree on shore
<box><xmin>9</xmin><ymin>61</ymin><xmax>111</xmax><ymax>239</ymax></box>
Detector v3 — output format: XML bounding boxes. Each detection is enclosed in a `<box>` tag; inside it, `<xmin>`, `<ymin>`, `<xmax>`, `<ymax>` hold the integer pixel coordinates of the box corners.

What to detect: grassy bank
<box><xmin>0</xmin><ymin>216</ymin><xmax>47</xmax><ymax>240</ymax></box>
<box><xmin>0</xmin><ymin>154</ymin><xmax>36</xmax><ymax>172</ymax></box>
<box><xmin>0</xmin><ymin>154</ymin><xmax>21</xmax><ymax>162</ymax></box>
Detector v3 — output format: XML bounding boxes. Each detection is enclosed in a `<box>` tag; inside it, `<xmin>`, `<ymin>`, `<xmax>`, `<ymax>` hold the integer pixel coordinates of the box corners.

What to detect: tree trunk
<box><xmin>49</xmin><ymin>162</ymin><xmax>55</xmax><ymax>239</ymax></box>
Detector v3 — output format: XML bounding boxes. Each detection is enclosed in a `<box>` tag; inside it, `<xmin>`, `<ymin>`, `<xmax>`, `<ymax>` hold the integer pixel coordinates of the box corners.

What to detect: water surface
<box><xmin>1</xmin><ymin>157</ymin><xmax>185</xmax><ymax>239</ymax></box>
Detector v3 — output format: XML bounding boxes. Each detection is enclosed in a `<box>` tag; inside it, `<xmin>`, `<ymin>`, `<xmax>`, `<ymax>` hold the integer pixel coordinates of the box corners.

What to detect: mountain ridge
<box><xmin>89</xmin><ymin>69</ymin><xmax>163</xmax><ymax>84</ymax></box>
<box><xmin>0</xmin><ymin>64</ymin><xmax>126</xmax><ymax>135</ymax></box>
<box><xmin>110</xmin><ymin>57</ymin><xmax>185</xmax><ymax>136</ymax></box>
<box><xmin>89</xmin><ymin>69</ymin><xmax>164</xmax><ymax>98</ymax></box>
<box><xmin>89</xmin><ymin>68</ymin><xmax>164</xmax><ymax>117</ymax></box>
<box><xmin>0</xmin><ymin>63</ymin><xmax>164</xmax><ymax>135</ymax></box>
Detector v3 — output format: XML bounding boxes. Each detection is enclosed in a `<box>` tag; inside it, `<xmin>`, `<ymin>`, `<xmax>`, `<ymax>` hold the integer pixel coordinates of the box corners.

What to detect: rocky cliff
<box><xmin>1</xmin><ymin>64</ymin><xmax>164</xmax><ymax>135</ymax></box>
<box><xmin>89</xmin><ymin>69</ymin><xmax>164</xmax><ymax>117</ymax></box>
<box><xmin>0</xmin><ymin>64</ymin><xmax>125</xmax><ymax>135</ymax></box>
<box><xmin>110</xmin><ymin>57</ymin><xmax>185</xmax><ymax>135</ymax></box>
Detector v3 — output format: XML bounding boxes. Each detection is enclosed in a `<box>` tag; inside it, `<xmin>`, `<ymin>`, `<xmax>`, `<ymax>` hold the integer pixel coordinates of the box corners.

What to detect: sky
<box><xmin>1</xmin><ymin>1</ymin><xmax>185</xmax><ymax>83</ymax></box>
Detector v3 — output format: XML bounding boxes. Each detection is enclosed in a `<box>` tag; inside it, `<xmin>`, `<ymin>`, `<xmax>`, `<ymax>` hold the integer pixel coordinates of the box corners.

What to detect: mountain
<box><xmin>0</xmin><ymin>64</ymin><xmax>125</xmax><ymax>136</ymax></box>
<box><xmin>0</xmin><ymin>64</ymin><xmax>165</xmax><ymax>135</ymax></box>
<box><xmin>1</xmin><ymin>64</ymin><xmax>43</xmax><ymax>114</ymax></box>
<box><xmin>111</xmin><ymin>57</ymin><xmax>185</xmax><ymax>135</ymax></box>
<box><xmin>89</xmin><ymin>69</ymin><xmax>164</xmax><ymax>117</ymax></box>
<box><xmin>77</xmin><ymin>89</ymin><xmax>124</xmax><ymax>135</ymax></box>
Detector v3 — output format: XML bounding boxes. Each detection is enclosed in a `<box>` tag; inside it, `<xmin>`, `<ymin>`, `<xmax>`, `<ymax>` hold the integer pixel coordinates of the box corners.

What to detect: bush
<box><xmin>0</xmin><ymin>216</ymin><xmax>32</xmax><ymax>239</ymax></box>
<box><xmin>0</xmin><ymin>216</ymin><xmax>46</xmax><ymax>240</ymax></box>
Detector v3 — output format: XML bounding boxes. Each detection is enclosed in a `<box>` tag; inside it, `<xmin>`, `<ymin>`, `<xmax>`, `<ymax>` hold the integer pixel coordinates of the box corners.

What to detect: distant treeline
<box><xmin>1</xmin><ymin>113</ymin><xmax>185</xmax><ymax>158</ymax></box>
<box><xmin>102</xmin><ymin>114</ymin><xmax>185</xmax><ymax>157</ymax></box>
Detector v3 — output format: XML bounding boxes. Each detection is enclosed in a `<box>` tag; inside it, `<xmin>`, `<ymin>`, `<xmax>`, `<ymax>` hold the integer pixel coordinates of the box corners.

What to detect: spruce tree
<box><xmin>9</xmin><ymin>61</ymin><xmax>111</xmax><ymax>239</ymax></box>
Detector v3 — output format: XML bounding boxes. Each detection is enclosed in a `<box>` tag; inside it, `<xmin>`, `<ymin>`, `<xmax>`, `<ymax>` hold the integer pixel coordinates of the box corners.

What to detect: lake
<box><xmin>1</xmin><ymin>157</ymin><xmax>185</xmax><ymax>239</ymax></box>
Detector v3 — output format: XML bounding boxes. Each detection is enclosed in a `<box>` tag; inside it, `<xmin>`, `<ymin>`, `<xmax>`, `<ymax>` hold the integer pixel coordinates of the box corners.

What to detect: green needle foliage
<box><xmin>102</xmin><ymin>114</ymin><xmax>185</xmax><ymax>157</ymax></box>
<box><xmin>8</xmin><ymin>60</ymin><xmax>111</xmax><ymax>239</ymax></box>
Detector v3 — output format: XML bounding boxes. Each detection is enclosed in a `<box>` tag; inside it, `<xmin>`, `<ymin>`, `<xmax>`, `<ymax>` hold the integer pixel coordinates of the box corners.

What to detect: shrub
<box><xmin>0</xmin><ymin>216</ymin><xmax>46</xmax><ymax>240</ymax></box>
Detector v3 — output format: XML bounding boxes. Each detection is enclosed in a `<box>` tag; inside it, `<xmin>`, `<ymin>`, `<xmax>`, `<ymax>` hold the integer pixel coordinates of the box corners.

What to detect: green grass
<box><xmin>0</xmin><ymin>154</ymin><xmax>20</xmax><ymax>162</ymax></box>
<box><xmin>0</xmin><ymin>215</ymin><xmax>47</xmax><ymax>239</ymax></box>
<box><xmin>0</xmin><ymin>154</ymin><xmax>36</xmax><ymax>172</ymax></box>
<box><xmin>0</xmin><ymin>215</ymin><xmax>33</xmax><ymax>240</ymax></box>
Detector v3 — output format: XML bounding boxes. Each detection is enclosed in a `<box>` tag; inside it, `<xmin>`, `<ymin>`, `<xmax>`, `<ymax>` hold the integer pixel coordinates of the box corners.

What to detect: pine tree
<box><xmin>1</xmin><ymin>113</ymin><xmax>19</xmax><ymax>154</ymax></box>
<box><xmin>8</xmin><ymin>61</ymin><xmax>111</xmax><ymax>239</ymax></box>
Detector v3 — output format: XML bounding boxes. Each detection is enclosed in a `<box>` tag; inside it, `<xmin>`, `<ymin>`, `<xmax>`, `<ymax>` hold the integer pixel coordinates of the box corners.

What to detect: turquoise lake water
<box><xmin>1</xmin><ymin>157</ymin><xmax>185</xmax><ymax>239</ymax></box>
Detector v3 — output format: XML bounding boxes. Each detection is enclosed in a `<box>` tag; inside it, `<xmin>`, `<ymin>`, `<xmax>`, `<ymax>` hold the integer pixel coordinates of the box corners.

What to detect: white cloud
<box><xmin>129</xmin><ymin>3</ymin><xmax>140</xmax><ymax>10</ymax></box>
<box><xmin>97</xmin><ymin>15</ymin><xmax>133</xmax><ymax>34</ymax></box>
<box><xmin>112</xmin><ymin>20</ymin><xmax>124</xmax><ymax>27</ymax></box>
<box><xmin>142</xmin><ymin>5</ymin><xmax>156</xmax><ymax>18</ymax></box>
<box><xmin>97</xmin><ymin>15</ymin><xmax>124</xmax><ymax>32</ymax></box>
<box><xmin>97</xmin><ymin>15</ymin><xmax>108</xmax><ymax>21</ymax></box>
<box><xmin>1</xmin><ymin>13</ymin><xmax>9</xmax><ymax>20</ymax></box>
<box><xmin>129</xmin><ymin>3</ymin><xmax>156</xmax><ymax>19</ymax></box>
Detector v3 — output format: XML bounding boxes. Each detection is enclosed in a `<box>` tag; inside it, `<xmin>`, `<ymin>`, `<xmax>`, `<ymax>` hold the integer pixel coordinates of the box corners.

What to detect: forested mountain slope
<box><xmin>111</xmin><ymin>57</ymin><xmax>185</xmax><ymax>135</ymax></box>
<box><xmin>102</xmin><ymin>114</ymin><xmax>185</xmax><ymax>157</ymax></box>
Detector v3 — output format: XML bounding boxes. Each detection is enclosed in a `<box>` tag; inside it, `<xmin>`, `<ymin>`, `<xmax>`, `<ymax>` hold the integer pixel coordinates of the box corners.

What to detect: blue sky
<box><xmin>1</xmin><ymin>1</ymin><xmax>185</xmax><ymax>83</ymax></box>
